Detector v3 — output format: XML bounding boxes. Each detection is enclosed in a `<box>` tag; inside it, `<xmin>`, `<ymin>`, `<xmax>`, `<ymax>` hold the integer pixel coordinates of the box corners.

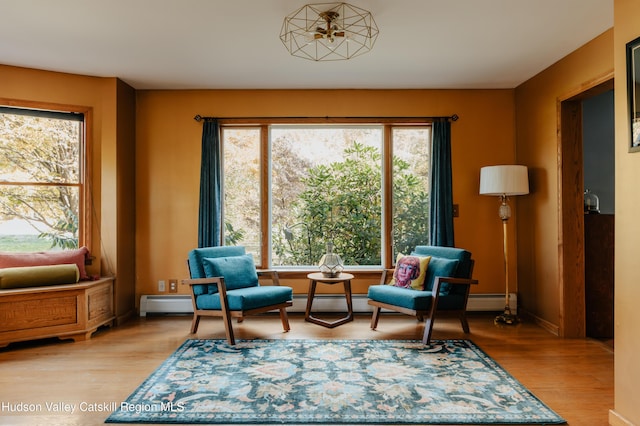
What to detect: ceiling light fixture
<box><xmin>280</xmin><ymin>2</ymin><xmax>379</xmax><ymax>61</ymax></box>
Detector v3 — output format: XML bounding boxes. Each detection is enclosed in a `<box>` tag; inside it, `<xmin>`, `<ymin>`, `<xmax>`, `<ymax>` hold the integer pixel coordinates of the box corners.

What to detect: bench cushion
<box><xmin>0</xmin><ymin>264</ymin><xmax>80</xmax><ymax>289</ymax></box>
<box><xmin>0</xmin><ymin>247</ymin><xmax>90</xmax><ymax>280</ymax></box>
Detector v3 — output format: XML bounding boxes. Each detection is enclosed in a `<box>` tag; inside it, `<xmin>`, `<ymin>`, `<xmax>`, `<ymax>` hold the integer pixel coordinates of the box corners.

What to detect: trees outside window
<box><xmin>271</xmin><ymin>126</ymin><xmax>383</xmax><ymax>267</ymax></box>
<box><xmin>0</xmin><ymin>107</ymin><xmax>86</xmax><ymax>251</ymax></box>
<box><xmin>222</xmin><ymin>127</ymin><xmax>261</xmax><ymax>256</ymax></box>
<box><xmin>222</xmin><ymin>122</ymin><xmax>431</xmax><ymax>268</ymax></box>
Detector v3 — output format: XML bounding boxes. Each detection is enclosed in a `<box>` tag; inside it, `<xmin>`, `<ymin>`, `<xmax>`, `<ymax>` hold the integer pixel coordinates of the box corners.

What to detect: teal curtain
<box><xmin>198</xmin><ymin>119</ymin><xmax>222</xmax><ymax>248</ymax></box>
<box><xmin>429</xmin><ymin>120</ymin><xmax>455</xmax><ymax>247</ymax></box>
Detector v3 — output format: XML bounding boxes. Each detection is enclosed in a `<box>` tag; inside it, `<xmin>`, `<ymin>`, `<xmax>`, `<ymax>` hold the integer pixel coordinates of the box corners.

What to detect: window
<box><xmin>222</xmin><ymin>127</ymin><xmax>261</xmax><ymax>252</ymax></box>
<box><xmin>0</xmin><ymin>106</ymin><xmax>87</xmax><ymax>252</ymax></box>
<box><xmin>222</xmin><ymin>121</ymin><xmax>431</xmax><ymax>268</ymax></box>
<box><xmin>391</xmin><ymin>127</ymin><xmax>431</xmax><ymax>259</ymax></box>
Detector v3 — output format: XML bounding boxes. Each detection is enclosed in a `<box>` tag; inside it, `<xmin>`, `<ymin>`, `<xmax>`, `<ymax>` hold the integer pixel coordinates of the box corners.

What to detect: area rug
<box><xmin>105</xmin><ymin>339</ymin><xmax>566</xmax><ymax>425</ymax></box>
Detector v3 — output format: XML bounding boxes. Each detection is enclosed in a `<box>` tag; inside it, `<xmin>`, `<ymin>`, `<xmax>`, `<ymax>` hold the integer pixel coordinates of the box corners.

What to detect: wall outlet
<box><xmin>158</xmin><ymin>280</ymin><xmax>166</xmax><ymax>292</ymax></box>
<box><xmin>169</xmin><ymin>279</ymin><xmax>178</xmax><ymax>293</ymax></box>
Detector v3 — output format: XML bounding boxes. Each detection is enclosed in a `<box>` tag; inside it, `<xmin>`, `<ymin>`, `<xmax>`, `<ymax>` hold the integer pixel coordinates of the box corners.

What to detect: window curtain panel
<box><xmin>429</xmin><ymin>119</ymin><xmax>455</xmax><ymax>247</ymax></box>
<box><xmin>198</xmin><ymin>119</ymin><xmax>222</xmax><ymax>248</ymax></box>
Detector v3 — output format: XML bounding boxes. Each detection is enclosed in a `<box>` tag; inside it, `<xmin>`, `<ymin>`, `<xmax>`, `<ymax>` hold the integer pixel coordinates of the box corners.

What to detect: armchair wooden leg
<box><xmin>279</xmin><ymin>308</ymin><xmax>291</xmax><ymax>332</ymax></box>
<box><xmin>370</xmin><ymin>306</ymin><xmax>381</xmax><ymax>329</ymax></box>
<box><xmin>460</xmin><ymin>313</ymin><xmax>470</xmax><ymax>333</ymax></box>
<box><xmin>221</xmin><ymin>312</ymin><xmax>235</xmax><ymax>346</ymax></box>
<box><xmin>190</xmin><ymin>314</ymin><xmax>201</xmax><ymax>334</ymax></box>
<box><xmin>422</xmin><ymin>317</ymin><xmax>435</xmax><ymax>345</ymax></box>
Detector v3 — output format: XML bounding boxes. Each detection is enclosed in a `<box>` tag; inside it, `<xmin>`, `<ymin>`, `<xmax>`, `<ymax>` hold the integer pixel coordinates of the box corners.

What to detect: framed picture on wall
<box><xmin>626</xmin><ymin>36</ymin><xmax>640</xmax><ymax>152</ymax></box>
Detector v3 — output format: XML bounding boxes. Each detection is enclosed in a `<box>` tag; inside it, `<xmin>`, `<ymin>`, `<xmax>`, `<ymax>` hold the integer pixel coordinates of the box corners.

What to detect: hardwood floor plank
<box><xmin>0</xmin><ymin>313</ymin><xmax>613</xmax><ymax>425</ymax></box>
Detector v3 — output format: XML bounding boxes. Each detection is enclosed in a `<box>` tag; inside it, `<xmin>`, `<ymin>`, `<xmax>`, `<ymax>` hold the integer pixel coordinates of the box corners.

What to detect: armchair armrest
<box><xmin>257</xmin><ymin>269</ymin><xmax>281</xmax><ymax>286</ymax></box>
<box><xmin>182</xmin><ymin>277</ymin><xmax>224</xmax><ymax>286</ymax></box>
<box><xmin>432</xmin><ymin>276</ymin><xmax>478</xmax><ymax>295</ymax></box>
<box><xmin>379</xmin><ymin>268</ymin><xmax>395</xmax><ymax>285</ymax></box>
<box><xmin>181</xmin><ymin>277</ymin><xmax>229</xmax><ymax>295</ymax></box>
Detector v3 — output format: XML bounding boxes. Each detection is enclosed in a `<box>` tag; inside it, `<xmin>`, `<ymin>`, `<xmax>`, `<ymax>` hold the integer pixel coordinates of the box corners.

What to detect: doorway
<box><xmin>558</xmin><ymin>77</ymin><xmax>614</xmax><ymax>338</ymax></box>
<box><xmin>582</xmin><ymin>90</ymin><xmax>615</xmax><ymax>344</ymax></box>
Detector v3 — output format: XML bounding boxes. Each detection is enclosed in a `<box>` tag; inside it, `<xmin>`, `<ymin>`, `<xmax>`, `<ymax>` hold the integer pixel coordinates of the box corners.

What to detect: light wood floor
<box><xmin>0</xmin><ymin>312</ymin><xmax>613</xmax><ymax>426</ymax></box>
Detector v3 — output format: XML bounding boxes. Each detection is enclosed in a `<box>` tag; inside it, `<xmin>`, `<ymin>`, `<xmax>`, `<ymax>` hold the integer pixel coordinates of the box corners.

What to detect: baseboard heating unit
<box><xmin>139</xmin><ymin>293</ymin><xmax>516</xmax><ymax>316</ymax></box>
<box><xmin>140</xmin><ymin>295</ymin><xmax>193</xmax><ymax>316</ymax></box>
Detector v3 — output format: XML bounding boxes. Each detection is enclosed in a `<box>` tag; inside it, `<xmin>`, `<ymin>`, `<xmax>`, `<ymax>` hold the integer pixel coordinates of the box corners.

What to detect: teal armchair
<box><xmin>367</xmin><ymin>246</ymin><xmax>478</xmax><ymax>345</ymax></box>
<box><xmin>183</xmin><ymin>246</ymin><xmax>293</xmax><ymax>345</ymax></box>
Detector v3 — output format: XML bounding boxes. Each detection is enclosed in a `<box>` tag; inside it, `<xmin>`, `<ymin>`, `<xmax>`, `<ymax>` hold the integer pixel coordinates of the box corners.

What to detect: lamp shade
<box><xmin>479</xmin><ymin>165</ymin><xmax>529</xmax><ymax>196</ymax></box>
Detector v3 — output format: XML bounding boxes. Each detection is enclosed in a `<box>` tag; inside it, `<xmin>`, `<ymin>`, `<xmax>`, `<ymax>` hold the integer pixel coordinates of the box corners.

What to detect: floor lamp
<box><xmin>479</xmin><ymin>165</ymin><xmax>529</xmax><ymax>325</ymax></box>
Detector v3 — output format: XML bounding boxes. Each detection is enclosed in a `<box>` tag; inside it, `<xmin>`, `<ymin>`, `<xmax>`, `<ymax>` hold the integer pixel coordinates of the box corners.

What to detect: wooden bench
<box><xmin>0</xmin><ymin>277</ymin><xmax>115</xmax><ymax>348</ymax></box>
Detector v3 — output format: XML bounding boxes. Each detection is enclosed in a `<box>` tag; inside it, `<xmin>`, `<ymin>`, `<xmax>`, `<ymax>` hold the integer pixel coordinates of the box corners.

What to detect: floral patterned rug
<box><xmin>105</xmin><ymin>339</ymin><xmax>565</xmax><ymax>424</ymax></box>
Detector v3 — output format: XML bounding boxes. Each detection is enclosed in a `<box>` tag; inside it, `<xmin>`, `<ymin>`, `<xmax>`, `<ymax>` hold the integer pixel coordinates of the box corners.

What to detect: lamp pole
<box><xmin>495</xmin><ymin>195</ymin><xmax>517</xmax><ymax>325</ymax></box>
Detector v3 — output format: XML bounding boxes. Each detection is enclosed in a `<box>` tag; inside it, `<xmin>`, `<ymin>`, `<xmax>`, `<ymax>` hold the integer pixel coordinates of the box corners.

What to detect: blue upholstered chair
<box><xmin>183</xmin><ymin>246</ymin><xmax>293</xmax><ymax>345</ymax></box>
<box><xmin>367</xmin><ymin>246</ymin><xmax>478</xmax><ymax>345</ymax></box>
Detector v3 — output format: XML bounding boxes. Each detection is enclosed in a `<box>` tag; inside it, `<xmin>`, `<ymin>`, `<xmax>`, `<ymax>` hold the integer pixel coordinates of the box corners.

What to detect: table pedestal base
<box><xmin>305</xmin><ymin>273</ymin><xmax>354</xmax><ymax>329</ymax></box>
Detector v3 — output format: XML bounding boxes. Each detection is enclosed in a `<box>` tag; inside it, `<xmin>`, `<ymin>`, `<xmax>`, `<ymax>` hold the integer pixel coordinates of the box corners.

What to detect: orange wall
<box><xmin>612</xmin><ymin>1</ymin><xmax>640</xmax><ymax>424</ymax></box>
<box><xmin>514</xmin><ymin>30</ymin><xmax>614</xmax><ymax>327</ymax></box>
<box><xmin>135</xmin><ymin>89</ymin><xmax>517</xmax><ymax>299</ymax></box>
<box><xmin>0</xmin><ymin>64</ymin><xmax>137</xmax><ymax>320</ymax></box>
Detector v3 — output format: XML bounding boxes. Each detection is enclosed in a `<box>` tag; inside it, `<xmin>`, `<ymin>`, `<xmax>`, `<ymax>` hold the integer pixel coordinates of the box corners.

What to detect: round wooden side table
<box><xmin>305</xmin><ymin>272</ymin><xmax>354</xmax><ymax>328</ymax></box>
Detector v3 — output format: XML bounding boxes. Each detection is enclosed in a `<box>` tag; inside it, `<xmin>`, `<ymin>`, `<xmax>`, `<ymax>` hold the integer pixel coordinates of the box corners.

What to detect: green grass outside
<box><xmin>0</xmin><ymin>235</ymin><xmax>53</xmax><ymax>252</ymax></box>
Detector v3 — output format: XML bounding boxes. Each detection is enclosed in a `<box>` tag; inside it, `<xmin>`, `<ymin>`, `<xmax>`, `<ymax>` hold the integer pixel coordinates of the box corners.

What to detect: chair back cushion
<box><xmin>411</xmin><ymin>246</ymin><xmax>472</xmax><ymax>295</ymax></box>
<box><xmin>421</xmin><ymin>257</ymin><xmax>459</xmax><ymax>294</ymax></box>
<box><xmin>188</xmin><ymin>246</ymin><xmax>246</xmax><ymax>278</ymax></box>
<box><xmin>202</xmin><ymin>254</ymin><xmax>259</xmax><ymax>291</ymax></box>
<box><xmin>188</xmin><ymin>246</ymin><xmax>247</xmax><ymax>295</ymax></box>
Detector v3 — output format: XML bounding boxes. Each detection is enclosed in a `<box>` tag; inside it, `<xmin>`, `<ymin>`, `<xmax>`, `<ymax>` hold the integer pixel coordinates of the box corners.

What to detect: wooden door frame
<box><xmin>557</xmin><ymin>74</ymin><xmax>613</xmax><ymax>337</ymax></box>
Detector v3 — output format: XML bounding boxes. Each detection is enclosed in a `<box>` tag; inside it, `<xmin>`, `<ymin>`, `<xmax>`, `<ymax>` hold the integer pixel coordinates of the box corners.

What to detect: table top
<box><xmin>307</xmin><ymin>272</ymin><xmax>354</xmax><ymax>282</ymax></box>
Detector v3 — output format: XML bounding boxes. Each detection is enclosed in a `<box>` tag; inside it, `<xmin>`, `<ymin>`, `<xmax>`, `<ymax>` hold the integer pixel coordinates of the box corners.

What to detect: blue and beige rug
<box><xmin>105</xmin><ymin>339</ymin><xmax>565</xmax><ymax>424</ymax></box>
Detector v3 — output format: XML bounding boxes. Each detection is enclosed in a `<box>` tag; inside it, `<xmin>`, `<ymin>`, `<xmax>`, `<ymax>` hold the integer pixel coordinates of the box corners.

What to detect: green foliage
<box><xmin>392</xmin><ymin>155</ymin><xmax>430</xmax><ymax>256</ymax></box>
<box><xmin>224</xmin><ymin>222</ymin><xmax>245</xmax><ymax>246</ymax></box>
<box><xmin>273</xmin><ymin>141</ymin><xmax>429</xmax><ymax>266</ymax></box>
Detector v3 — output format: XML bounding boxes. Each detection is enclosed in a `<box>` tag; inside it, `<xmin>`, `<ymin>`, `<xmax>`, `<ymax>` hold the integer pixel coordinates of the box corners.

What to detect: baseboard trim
<box><xmin>139</xmin><ymin>293</ymin><xmax>516</xmax><ymax>316</ymax></box>
<box><xmin>609</xmin><ymin>409</ymin><xmax>636</xmax><ymax>426</ymax></box>
<box><xmin>519</xmin><ymin>308</ymin><xmax>560</xmax><ymax>336</ymax></box>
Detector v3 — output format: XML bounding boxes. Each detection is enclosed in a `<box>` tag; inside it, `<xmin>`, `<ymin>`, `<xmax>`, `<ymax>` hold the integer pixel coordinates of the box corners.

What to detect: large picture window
<box><xmin>0</xmin><ymin>106</ymin><xmax>87</xmax><ymax>251</ymax></box>
<box><xmin>222</xmin><ymin>121</ymin><xmax>431</xmax><ymax>268</ymax></box>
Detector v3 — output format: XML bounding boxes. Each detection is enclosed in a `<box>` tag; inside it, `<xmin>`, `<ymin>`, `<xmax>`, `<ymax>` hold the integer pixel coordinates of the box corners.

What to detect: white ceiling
<box><xmin>0</xmin><ymin>0</ymin><xmax>613</xmax><ymax>90</ymax></box>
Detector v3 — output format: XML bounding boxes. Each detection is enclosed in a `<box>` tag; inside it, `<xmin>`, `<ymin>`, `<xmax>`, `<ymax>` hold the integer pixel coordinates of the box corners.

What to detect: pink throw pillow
<box><xmin>0</xmin><ymin>246</ymin><xmax>90</xmax><ymax>280</ymax></box>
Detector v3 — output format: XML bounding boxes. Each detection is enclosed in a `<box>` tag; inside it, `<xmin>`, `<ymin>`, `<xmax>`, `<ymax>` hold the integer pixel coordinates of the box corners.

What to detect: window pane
<box><xmin>392</xmin><ymin>127</ymin><xmax>431</xmax><ymax>258</ymax></box>
<box><xmin>0</xmin><ymin>108</ymin><xmax>83</xmax><ymax>252</ymax></box>
<box><xmin>0</xmin><ymin>111</ymin><xmax>80</xmax><ymax>183</ymax></box>
<box><xmin>0</xmin><ymin>185</ymin><xmax>80</xmax><ymax>251</ymax></box>
<box><xmin>271</xmin><ymin>126</ymin><xmax>383</xmax><ymax>267</ymax></box>
<box><xmin>222</xmin><ymin>128</ymin><xmax>261</xmax><ymax>262</ymax></box>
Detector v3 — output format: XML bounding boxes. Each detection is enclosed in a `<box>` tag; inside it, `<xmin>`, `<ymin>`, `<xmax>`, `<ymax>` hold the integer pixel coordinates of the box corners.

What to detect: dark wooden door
<box><xmin>584</xmin><ymin>213</ymin><xmax>614</xmax><ymax>338</ymax></box>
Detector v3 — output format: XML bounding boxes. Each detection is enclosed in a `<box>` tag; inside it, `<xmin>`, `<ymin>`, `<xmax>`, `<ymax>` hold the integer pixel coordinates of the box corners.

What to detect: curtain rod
<box><xmin>193</xmin><ymin>114</ymin><xmax>459</xmax><ymax>122</ymax></box>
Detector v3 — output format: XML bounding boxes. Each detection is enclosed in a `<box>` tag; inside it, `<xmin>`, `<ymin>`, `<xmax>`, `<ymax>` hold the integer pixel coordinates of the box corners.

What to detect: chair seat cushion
<box><xmin>368</xmin><ymin>285</ymin><xmax>433</xmax><ymax>311</ymax></box>
<box><xmin>368</xmin><ymin>284</ymin><xmax>465</xmax><ymax>311</ymax></box>
<box><xmin>196</xmin><ymin>285</ymin><xmax>293</xmax><ymax>311</ymax></box>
